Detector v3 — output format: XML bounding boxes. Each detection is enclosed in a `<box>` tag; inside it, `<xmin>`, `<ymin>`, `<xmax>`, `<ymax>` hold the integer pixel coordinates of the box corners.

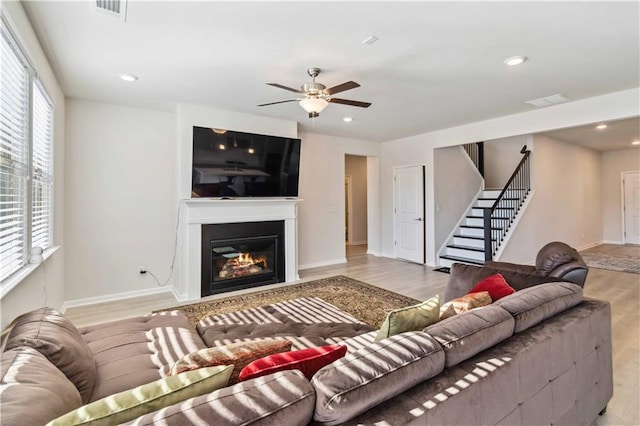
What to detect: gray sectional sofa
<box><xmin>1</xmin><ymin>277</ymin><xmax>612</xmax><ymax>425</ymax></box>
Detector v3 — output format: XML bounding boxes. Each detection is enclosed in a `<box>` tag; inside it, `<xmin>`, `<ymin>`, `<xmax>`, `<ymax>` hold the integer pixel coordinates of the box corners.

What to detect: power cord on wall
<box><xmin>141</xmin><ymin>199</ymin><xmax>186</xmax><ymax>287</ymax></box>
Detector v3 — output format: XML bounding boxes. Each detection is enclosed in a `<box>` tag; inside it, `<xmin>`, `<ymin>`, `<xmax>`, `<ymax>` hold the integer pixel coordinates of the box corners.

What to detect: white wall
<box><xmin>484</xmin><ymin>135</ymin><xmax>531</xmax><ymax>189</ymax></box>
<box><xmin>64</xmin><ymin>100</ymin><xmax>176</xmax><ymax>302</ymax></box>
<box><xmin>298</xmin><ymin>132</ymin><xmax>380</xmax><ymax>269</ymax></box>
<box><xmin>601</xmin><ymin>148</ymin><xmax>640</xmax><ymax>243</ymax></box>
<box><xmin>433</xmin><ymin>146</ymin><xmax>483</xmax><ymax>253</ymax></box>
<box><xmin>499</xmin><ymin>135</ymin><xmax>603</xmax><ymax>263</ymax></box>
<box><xmin>1</xmin><ymin>2</ymin><xmax>66</xmax><ymax>328</ymax></box>
<box><xmin>345</xmin><ymin>155</ymin><xmax>368</xmax><ymax>244</ymax></box>
<box><xmin>380</xmin><ymin>88</ymin><xmax>640</xmax><ymax>265</ymax></box>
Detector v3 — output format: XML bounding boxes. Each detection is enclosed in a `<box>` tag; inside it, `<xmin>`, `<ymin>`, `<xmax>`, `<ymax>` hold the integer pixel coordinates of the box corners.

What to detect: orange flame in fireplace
<box><xmin>235</xmin><ymin>253</ymin><xmax>268</xmax><ymax>268</ymax></box>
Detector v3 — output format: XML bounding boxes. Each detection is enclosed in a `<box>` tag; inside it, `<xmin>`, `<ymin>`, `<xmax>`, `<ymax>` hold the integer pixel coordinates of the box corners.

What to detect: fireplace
<box><xmin>201</xmin><ymin>221</ymin><xmax>285</xmax><ymax>296</ymax></box>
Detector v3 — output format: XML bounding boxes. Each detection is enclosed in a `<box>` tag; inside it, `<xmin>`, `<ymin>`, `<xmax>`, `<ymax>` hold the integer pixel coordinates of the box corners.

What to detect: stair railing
<box><xmin>482</xmin><ymin>145</ymin><xmax>531</xmax><ymax>261</ymax></box>
<box><xmin>462</xmin><ymin>141</ymin><xmax>484</xmax><ymax>177</ymax></box>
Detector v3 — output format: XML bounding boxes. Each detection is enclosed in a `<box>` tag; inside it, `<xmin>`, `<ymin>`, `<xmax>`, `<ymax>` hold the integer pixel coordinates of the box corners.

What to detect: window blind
<box><xmin>31</xmin><ymin>82</ymin><xmax>53</xmax><ymax>251</ymax></box>
<box><xmin>0</xmin><ymin>26</ymin><xmax>29</xmax><ymax>281</ymax></box>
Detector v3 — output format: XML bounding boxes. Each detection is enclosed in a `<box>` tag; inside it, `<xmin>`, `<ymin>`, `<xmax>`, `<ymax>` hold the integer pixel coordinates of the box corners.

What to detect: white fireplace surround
<box><xmin>178</xmin><ymin>198</ymin><xmax>301</xmax><ymax>301</ymax></box>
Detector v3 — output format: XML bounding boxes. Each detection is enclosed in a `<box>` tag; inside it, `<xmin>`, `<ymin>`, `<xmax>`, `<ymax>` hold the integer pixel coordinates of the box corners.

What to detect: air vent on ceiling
<box><xmin>95</xmin><ymin>0</ymin><xmax>128</xmax><ymax>22</ymax></box>
<box><xmin>525</xmin><ymin>94</ymin><xmax>570</xmax><ymax>108</ymax></box>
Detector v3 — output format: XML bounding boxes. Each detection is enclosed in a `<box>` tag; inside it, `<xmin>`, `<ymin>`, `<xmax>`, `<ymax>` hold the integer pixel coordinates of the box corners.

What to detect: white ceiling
<box><xmin>22</xmin><ymin>1</ymin><xmax>640</xmax><ymax>143</ymax></box>
<box><xmin>540</xmin><ymin>117</ymin><xmax>640</xmax><ymax>152</ymax></box>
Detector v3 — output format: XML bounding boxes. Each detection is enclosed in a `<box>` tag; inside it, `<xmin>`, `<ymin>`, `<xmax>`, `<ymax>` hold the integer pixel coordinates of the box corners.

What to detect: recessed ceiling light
<box><xmin>119</xmin><ymin>74</ymin><xmax>138</xmax><ymax>82</ymax></box>
<box><xmin>343</xmin><ymin>117</ymin><xmax>353</xmax><ymax>122</ymax></box>
<box><xmin>219</xmin><ymin>144</ymin><xmax>226</xmax><ymax>150</ymax></box>
<box><xmin>504</xmin><ymin>56</ymin><xmax>527</xmax><ymax>66</ymax></box>
<box><xmin>248</xmin><ymin>148</ymin><xmax>255</xmax><ymax>154</ymax></box>
<box><xmin>362</xmin><ymin>35</ymin><xmax>379</xmax><ymax>45</ymax></box>
<box><xmin>632</xmin><ymin>140</ymin><xmax>640</xmax><ymax>145</ymax></box>
<box><xmin>596</xmin><ymin>124</ymin><xmax>607</xmax><ymax>130</ymax></box>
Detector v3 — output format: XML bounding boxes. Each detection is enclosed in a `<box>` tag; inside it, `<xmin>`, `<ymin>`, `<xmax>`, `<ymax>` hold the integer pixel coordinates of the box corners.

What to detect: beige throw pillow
<box><xmin>439</xmin><ymin>291</ymin><xmax>492</xmax><ymax>320</ymax></box>
<box><xmin>375</xmin><ymin>295</ymin><xmax>440</xmax><ymax>341</ymax></box>
<box><xmin>47</xmin><ymin>365</ymin><xmax>233</xmax><ymax>426</ymax></box>
<box><xmin>168</xmin><ymin>339</ymin><xmax>292</xmax><ymax>384</ymax></box>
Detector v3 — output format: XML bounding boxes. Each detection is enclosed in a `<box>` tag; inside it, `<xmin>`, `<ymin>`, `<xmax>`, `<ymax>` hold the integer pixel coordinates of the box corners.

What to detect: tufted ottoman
<box><xmin>196</xmin><ymin>297</ymin><xmax>376</xmax><ymax>352</ymax></box>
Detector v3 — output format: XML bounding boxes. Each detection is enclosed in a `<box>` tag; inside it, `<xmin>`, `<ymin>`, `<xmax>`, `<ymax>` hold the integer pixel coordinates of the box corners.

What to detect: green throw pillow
<box><xmin>46</xmin><ymin>365</ymin><xmax>234</xmax><ymax>426</ymax></box>
<box><xmin>375</xmin><ymin>295</ymin><xmax>440</xmax><ymax>341</ymax></box>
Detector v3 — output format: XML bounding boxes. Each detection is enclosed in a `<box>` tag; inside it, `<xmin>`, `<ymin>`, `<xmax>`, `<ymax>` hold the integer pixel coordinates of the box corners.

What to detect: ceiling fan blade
<box><xmin>329</xmin><ymin>98</ymin><xmax>371</xmax><ymax>108</ymax></box>
<box><xmin>325</xmin><ymin>81</ymin><xmax>360</xmax><ymax>95</ymax></box>
<box><xmin>257</xmin><ymin>99</ymin><xmax>299</xmax><ymax>107</ymax></box>
<box><xmin>266</xmin><ymin>83</ymin><xmax>303</xmax><ymax>94</ymax></box>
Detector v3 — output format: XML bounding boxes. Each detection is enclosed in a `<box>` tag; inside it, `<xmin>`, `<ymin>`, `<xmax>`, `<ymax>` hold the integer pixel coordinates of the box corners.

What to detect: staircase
<box><xmin>439</xmin><ymin>144</ymin><xmax>531</xmax><ymax>268</ymax></box>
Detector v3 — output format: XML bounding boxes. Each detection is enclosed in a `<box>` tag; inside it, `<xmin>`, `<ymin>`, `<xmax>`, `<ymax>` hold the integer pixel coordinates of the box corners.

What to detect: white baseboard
<box><xmin>601</xmin><ymin>240</ymin><xmax>624</xmax><ymax>245</ymax></box>
<box><xmin>171</xmin><ymin>287</ymin><xmax>188</xmax><ymax>303</ymax></box>
<box><xmin>576</xmin><ymin>241</ymin><xmax>605</xmax><ymax>251</ymax></box>
<box><xmin>366</xmin><ymin>250</ymin><xmax>380</xmax><ymax>256</ymax></box>
<box><xmin>298</xmin><ymin>258</ymin><xmax>347</xmax><ymax>270</ymax></box>
<box><xmin>61</xmin><ymin>286</ymin><xmax>176</xmax><ymax>312</ymax></box>
<box><xmin>347</xmin><ymin>241</ymin><xmax>367</xmax><ymax>246</ymax></box>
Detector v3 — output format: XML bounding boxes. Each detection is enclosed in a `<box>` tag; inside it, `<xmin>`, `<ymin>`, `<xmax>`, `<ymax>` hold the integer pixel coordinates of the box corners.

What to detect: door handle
<box><xmin>414</xmin><ymin>218</ymin><xmax>423</xmax><ymax>221</ymax></box>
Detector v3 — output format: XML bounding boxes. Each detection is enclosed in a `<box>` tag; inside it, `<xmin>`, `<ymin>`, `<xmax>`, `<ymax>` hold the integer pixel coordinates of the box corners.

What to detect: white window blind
<box><xmin>1</xmin><ymin>26</ymin><xmax>29</xmax><ymax>281</ymax></box>
<box><xmin>31</xmin><ymin>82</ymin><xmax>53</xmax><ymax>251</ymax></box>
<box><xmin>1</xmin><ymin>18</ymin><xmax>55</xmax><ymax>285</ymax></box>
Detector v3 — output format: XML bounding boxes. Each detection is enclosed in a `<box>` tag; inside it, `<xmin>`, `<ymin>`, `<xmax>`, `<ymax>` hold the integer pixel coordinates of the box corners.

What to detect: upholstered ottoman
<box><xmin>196</xmin><ymin>297</ymin><xmax>376</xmax><ymax>352</ymax></box>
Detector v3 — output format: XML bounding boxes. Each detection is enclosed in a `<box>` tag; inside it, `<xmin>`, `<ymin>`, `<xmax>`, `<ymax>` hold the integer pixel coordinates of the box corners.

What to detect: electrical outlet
<box><xmin>139</xmin><ymin>266</ymin><xmax>147</xmax><ymax>275</ymax></box>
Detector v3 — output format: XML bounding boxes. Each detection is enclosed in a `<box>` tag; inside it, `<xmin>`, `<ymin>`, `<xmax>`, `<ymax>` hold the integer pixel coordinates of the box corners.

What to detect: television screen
<box><xmin>191</xmin><ymin>127</ymin><xmax>301</xmax><ymax>198</ymax></box>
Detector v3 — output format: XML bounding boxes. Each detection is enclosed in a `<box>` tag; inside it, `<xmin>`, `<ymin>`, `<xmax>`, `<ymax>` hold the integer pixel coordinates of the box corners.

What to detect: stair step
<box><xmin>453</xmin><ymin>235</ymin><xmax>497</xmax><ymax>241</ymax></box>
<box><xmin>478</xmin><ymin>197</ymin><xmax>521</xmax><ymax>201</ymax></box>
<box><xmin>460</xmin><ymin>225</ymin><xmax>502</xmax><ymax>231</ymax></box>
<box><xmin>439</xmin><ymin>254</ymin><xmax>485</xmax><ymax>266</ymax></box>
<box><xmin>446</xmin><ymin>244</ymin><xmax>484</xmax><ymax>252</ymax></box>
<box><xmin>466</xmin><ymin>215</ymin><xmax>512</xmax><ymax>220</ymax></box>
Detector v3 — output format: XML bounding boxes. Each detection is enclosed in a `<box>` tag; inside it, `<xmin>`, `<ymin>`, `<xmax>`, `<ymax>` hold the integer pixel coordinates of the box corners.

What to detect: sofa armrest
<box><xmin>484</xmin><ymin>261</ymin><xmax>537</xmax><ymax>275</ymax></box>
<box><xmin>123</xmin><ymin>370</ymin><xmax>315</xmax><ymax>425</ymax></box>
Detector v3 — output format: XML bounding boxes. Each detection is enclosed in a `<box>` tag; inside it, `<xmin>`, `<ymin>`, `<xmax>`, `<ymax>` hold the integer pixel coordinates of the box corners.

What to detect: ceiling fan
<box><xmin>257</xmin><ymin>68</ymin><xmax>371</xmax><ymax>118</ymax></box>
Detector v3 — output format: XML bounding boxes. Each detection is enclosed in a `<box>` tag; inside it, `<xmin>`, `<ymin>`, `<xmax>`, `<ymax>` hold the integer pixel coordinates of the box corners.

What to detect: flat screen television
<box><xmin>191</xmin><ymin>126</ymin><xmax>301</xmax><ymax>198</ymax></box>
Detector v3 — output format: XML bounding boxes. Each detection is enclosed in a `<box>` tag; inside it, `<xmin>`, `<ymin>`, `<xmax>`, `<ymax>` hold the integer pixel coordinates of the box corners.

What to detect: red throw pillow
<box><xmin>468</xmin><ymin>273</ymin><xmax>515</xmax><ymax>301</ymax></box>
<box><xmin>238</xmin><ymin>344</ymin><xmax>347</xmax><ymax>382</ymax></box>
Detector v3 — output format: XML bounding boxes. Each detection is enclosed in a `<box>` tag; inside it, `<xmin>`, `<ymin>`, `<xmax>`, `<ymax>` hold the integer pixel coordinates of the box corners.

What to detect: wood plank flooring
<box><xmin>64</xmin><ymin>250</ymin><xmax>639</xmax><ymax>426</ymax></box>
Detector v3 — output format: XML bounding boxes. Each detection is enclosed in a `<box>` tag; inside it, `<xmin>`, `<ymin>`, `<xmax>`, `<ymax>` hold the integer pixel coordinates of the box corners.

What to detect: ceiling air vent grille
<box><xmin>95</xmin><ymin>0</ymin><xmax>128</xmax><ymax>22</ymax></box>
<box><xmin>525</xmin><ymin>94</ymin><xmax>570</xmax><ymax>108</ymax></box>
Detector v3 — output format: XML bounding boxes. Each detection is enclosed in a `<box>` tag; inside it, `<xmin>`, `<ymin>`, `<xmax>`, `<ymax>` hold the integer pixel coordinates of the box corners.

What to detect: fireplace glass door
<box><xmin>210</xmin><ymin>236</ymin><xmax>277</xmax><ymax>287</ymax></box>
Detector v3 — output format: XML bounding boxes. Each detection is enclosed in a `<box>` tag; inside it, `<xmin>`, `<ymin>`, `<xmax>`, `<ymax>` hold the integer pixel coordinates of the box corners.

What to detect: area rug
<box><xmin>581</xmin><ymin>253</ymin><xmax>640</xmax><ymax>274</ymax></box>
<box><xmin>157</xmin><ymin>275</ymin><xmax>420</xmax><ymax>328</ymax></box>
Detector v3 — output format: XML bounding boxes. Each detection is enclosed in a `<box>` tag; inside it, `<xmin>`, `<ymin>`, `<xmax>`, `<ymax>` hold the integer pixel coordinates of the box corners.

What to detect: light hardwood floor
<box><xmin>65</xmin><ymin>253</ymin><xmax>639</xmax><ymax>425</ymax></box>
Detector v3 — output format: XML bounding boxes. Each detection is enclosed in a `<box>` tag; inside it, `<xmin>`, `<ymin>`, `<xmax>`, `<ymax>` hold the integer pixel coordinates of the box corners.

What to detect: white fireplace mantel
<box><xmin>178</xmin><ymin>198</ymin><xmax>301</xmax><ymax>301</ymax></box>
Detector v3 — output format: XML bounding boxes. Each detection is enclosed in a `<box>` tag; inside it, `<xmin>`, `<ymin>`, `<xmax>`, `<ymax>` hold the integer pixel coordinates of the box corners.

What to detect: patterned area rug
<box><xmin>157</xmin><ymin>275</ymin><xmax>420</xmax><ymax>328</ymax></box>
<box><xmin>581</xmin><ymin>252</ymin><xmax>640</xmax><ymax>274</ymax></box>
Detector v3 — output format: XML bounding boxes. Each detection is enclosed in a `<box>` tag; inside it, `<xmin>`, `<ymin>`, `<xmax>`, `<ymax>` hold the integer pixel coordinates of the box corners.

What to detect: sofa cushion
<box><xmin>468</xmin><ymin>273</ymin><xmax>515</xmax><ymax>301</ymax></box>
<box><xmin>168</xmin><ymin>339</ymin><xmax>292</xmax><ymax>384</ymax></box>
<box><xmin>79</xmin><ymin>311</ymin><xmax>207</xmax><ymax>402</ymax></box>
<box><xmin>47</xmin><ymin>365</ymin><xmax>233</xmax><ymax>426</ymax></box>
<box><xmin>496</xmin><ymin>282</ymin><xmax>583</xmax><ymax>333</ymax></box>
<box><xmin>122</xmin><ymin>370</ymin><xmax>315</xmax><ymax>426</ymax></box>
<box><xmin>424</xmin><ymin>304</ymin><xmax>515</xmax><ymax>368</ymax></box>
<box><xmin>3</xmin><ymin>307</ymin><xmax>96</xmax><ymax>403</ymax></box>
<box><xmin>439</xmin><ymin>291</ymin><xmax>492</xmax><ymax>320</ymax></box>
<box><xmin>312</xmin><ymin>331</ymin><xmax>445</xmax><ymax>426</ymax></box>
<box><xmin>1</xmin><ymin>347</ymin><xmax>83</xmax><ymax>425</ymax></box>
<box><xmin>374</xmin><ymin>295</ymin><xmax>440</xmax><ymax>341</ymax></box>
<box><xmin>444</xmin><ymin>263</ymin><xmax>567</xmax><ymax>302</ymax></box>
<box><xmin>238</xmin><ymin>344</ymin><xmax>347</xmax><ymax>381</ymax></box>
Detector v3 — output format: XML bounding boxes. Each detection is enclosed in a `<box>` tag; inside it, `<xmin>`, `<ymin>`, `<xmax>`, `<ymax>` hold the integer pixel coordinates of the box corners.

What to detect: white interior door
<box><xmin>394</xmin><ymin>165</ymin><xmax>425</xmax><ymax>263</ymax></box>
<box><xmin>623</xmin><ymin>171</ymin><xmax>640</xmax><ymax>244</ymax></box>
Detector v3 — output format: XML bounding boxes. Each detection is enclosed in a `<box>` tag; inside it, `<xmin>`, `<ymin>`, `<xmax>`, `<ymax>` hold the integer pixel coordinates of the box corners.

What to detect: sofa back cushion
<box><xmin>311</xmin><ymin>331</ymin><xmax>445</xmax><ymax>426</ymax></box>
<box><xmin>121</xmin><ymin>370</ymin><xmax>316</xmax><ymax>426</ymax></box>
<box><xmin>47</xmin><ymin>365</ymin><xmax>233</xmax><ymax>426</ymax></box>
<box><xmin>3</xmin><ymin>307</ymin><xmax>97</xmax><ymax>403</ymax></box>
<box><xmin>1</xmin><ymin>347</ymin><xmax>82</xmax><ymax>425</ymax></box>
<box><xmin>424</xmin><ymin>304</ymin><xmax>515</xmax><ymax>368</ymax></box>
<box><xmin>496</xmin><ymin>282</ymin><xmax>583</xmax><ymax>333</ymax></box>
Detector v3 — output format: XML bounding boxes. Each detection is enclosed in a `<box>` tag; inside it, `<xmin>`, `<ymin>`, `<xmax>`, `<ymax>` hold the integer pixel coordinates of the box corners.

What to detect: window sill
<box><xmin>0</xmin><ymin>246</ymin><xmax>60</xmax><ymax>300</ymax></box>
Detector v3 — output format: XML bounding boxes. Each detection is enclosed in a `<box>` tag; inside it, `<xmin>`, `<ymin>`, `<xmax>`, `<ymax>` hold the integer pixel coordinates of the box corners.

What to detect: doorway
<box><xmin>623</xmin><ymin>171</ymin><xmax>640</xmax><ymax>244</ymax></box>
<box><xmin>345</xmin><ymin>155</ymin><xmax>368</xmax><ymax>259</ymax></box>
<box><xmin>393</xmin><ymin>165</ymin><xmax>426</xmax><ymax>264</ymax></box>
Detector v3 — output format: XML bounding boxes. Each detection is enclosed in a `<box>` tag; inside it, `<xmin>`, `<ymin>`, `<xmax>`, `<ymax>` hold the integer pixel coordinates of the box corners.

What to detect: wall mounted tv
<box><xmin>191</xmin><ymin>126</ymin><xmax>301</xmax><ymax>198</ymax></box>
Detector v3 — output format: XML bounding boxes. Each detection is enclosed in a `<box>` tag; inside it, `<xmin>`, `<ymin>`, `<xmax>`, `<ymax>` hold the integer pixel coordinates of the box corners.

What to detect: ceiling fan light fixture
<box><xmin>299</xmin><ymin>97</ymin><xmax>329</xmax><ymax>114</ymax></box>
